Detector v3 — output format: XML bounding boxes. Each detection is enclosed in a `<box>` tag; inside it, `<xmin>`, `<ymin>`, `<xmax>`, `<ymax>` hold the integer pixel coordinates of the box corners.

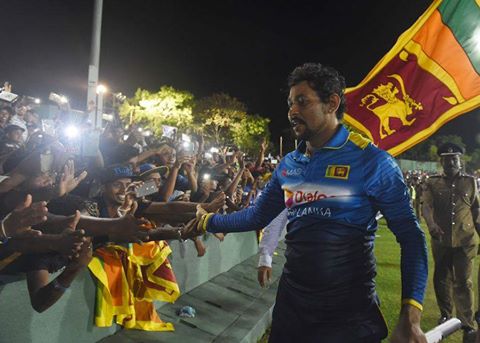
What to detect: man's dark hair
<box><xmin>287</xmin><ymin>63</ymin><xmax>347</xmax><ymax>120</ymax></box>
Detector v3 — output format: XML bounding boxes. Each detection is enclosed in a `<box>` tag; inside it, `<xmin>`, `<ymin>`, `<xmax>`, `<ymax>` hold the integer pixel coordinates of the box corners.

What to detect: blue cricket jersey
<box><xmin>207</xmin><ymin>125</ymin><xmax>427</xmax><ymax>312</ymax></box>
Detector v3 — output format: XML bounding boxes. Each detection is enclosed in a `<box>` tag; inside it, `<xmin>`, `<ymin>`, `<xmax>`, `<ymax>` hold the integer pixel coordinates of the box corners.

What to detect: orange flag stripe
<box><xmin>99</xmin><ymin>250</ymin><xmax>126</xmax><ymax>307</ymax></box>
<box><xmin>412</xmin><ymin>9</ymin><xmax>480</xmax><ymax>99</ymax></box>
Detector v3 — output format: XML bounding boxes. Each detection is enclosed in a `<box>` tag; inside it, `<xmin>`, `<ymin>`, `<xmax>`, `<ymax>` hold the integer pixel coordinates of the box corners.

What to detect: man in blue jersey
<box><xmin>195</xmin><ymin>63</ymin><xmax>428</xmax><ymax>343</ymax></box>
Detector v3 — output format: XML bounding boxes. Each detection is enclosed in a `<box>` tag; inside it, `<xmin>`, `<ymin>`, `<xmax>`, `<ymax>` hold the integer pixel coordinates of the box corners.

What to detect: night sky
<box><xmin>2</xmin><ymin>0</ymin><xmax>479</xmax><ymax>150</ymax></box>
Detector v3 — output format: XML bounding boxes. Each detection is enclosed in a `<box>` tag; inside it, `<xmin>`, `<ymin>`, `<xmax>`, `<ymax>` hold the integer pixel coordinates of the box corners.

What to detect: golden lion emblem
<box><xmin>360</xmin><ymin>74</ymin><xmax>422</xmax><ymax>139</ymax></box>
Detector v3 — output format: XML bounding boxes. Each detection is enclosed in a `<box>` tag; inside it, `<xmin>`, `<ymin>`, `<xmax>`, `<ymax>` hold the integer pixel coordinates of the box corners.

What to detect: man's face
<box><xmin>104</xmin><ymin>178</ymin><xmax>131</xmax><ymax>205</ymax></box>
<box><xmin>0</xmin><ymin>110</ymin><xmax>10</xmax><ymax>126</ymax></box>
<box><xmin>7</xmin><ymin>129</ymin><xmax>24</xmax><ymax>143</ymax></box>
<box><xmin>145</xmin><ymin>172</ymin><xmax>162</xmax><ymax>188</ymax></box>
<box><xmin>160</xmin><ymin>147</ymin><xmax>176</xmax><ymax>167</ymax></box>
<box><xmin>288</xmin><ymin>81</ymin><xmax>332</xmax><ymax>142</ymax></box>
<box><xmin>15</xmin><ymin>105</ymin><xmax>28</xmax><ymax>117</ymax></box>
<box><xmin>441</xmin><ymin>155</ymin><xmax>462</xmax><ymax>178</ymax></box>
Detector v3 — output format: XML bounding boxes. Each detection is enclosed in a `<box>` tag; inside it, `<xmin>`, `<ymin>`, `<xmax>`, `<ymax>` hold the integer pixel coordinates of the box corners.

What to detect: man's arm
<box><xmin>421</xmin><ymin>181</ymin><xmax>444</xmax><ymax>238</ymax></box>
<box><xmin>27</xmin><ymin>239</ymin><xmax>92</xmax><ymax>313</ymax></box>
<box><xmin>206</xmin><ymin>168</ymin><xmax>285</xmax><ymax>233</ymax></box>
<box><xmin>43</xmin><ymin>213</ymin><xmax>151</xmax><ymax>243</ymax></box>
<box><xmin>469</xmin><ymin>177</ymin><xmax>480</xmax><ymax>236</ymax></box>
<box><xmin>255</xmin><ymin>140</ymin><xmax>267</xmax><ymax>169</ymax></box>
<box><xmin>365</xmin><ymin>149</ymin><xmax>427</xmax><ymax>342</ymax></box>
<box><xmin>258</xmin><ymin>209</ymin><xmax>288</xmax><ymax>268</ymax></box>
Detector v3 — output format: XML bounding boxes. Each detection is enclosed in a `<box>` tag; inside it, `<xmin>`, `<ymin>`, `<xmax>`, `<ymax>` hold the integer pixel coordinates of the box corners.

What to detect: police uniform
<box><xmin>423</xmin><ymin>143</ymin><xmax>479</xmax><ymax>333</ymax></box>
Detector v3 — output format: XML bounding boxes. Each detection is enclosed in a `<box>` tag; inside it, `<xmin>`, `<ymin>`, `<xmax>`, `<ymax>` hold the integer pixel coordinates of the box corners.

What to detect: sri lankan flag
<box><xmin>88</xmin><ymin>240</ymin><xmax>180</xmax><ymax>331</ymax></box>
<box><xmin>344</xmin><ymin>0</ymin><xmax>480</xmax><ymax>156</ymax></box>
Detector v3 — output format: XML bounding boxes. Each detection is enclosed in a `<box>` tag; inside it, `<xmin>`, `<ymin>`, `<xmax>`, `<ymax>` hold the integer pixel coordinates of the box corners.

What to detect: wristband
<box><xmin>202</xmin><ymin>213</ymin><xmax>215</xmax><ymax>233</ymax></box>
<box><xmin>0</xmin><ymin>214</ymin><xmax>12</xmax><ymax>242</ymax></box>
<box><xmin>402</xmin><ymin>298</ymin><xmax>423</xmax><ymax>311</ymax></box>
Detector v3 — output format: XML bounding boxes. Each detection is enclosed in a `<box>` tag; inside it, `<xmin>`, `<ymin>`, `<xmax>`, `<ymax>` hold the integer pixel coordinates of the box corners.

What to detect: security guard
<box><xmin>422</xmin><ymin>142</ymin><xmax>480</xmax><ymax>343</ymax></box>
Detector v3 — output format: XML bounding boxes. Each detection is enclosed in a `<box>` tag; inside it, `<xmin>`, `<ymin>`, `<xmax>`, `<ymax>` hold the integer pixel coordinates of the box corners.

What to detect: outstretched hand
<box><xmin>203</xmin><ymin>192</ymin><xmax>226</xmax><ymax>213</ymax></box>
<box><xmin>61</xmin><ymin>211</ymin><xmax>87</xmax><ymax>259</ymax></box>
<box><xmin>108</xmin><ymin>214</ymin><xmax>152</xmax><ymax>244</ymax></box>
<box><xmin>180</xmin><ymin>205</ymin><xmax>209</xmax><ymax>240</ymax></box>
<box><xmin>57</xmin><ymin>160</ymin><xmax>88</xmax><ymax>197</ymax></box>
<box><xmin>3</xmin><ymin>194</ymin><xmax>47</xmax><ymax>238</ymax></box>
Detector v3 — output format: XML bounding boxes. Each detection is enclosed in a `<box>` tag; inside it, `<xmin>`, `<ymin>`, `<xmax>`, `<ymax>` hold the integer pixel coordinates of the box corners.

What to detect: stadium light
<box><xmin>96</xmin><ymin>84</ymin><xmax>107</xmax><ymax>94</ymax></box>
<box><xmin>64</xmin><ymin>125</ymin><xmax>79</xmax><ymax>138</ymax></box>
<box><xmin>34</xmin><ymin>98</ymin><xmax>41</xmax><ymax>104</ymax></box>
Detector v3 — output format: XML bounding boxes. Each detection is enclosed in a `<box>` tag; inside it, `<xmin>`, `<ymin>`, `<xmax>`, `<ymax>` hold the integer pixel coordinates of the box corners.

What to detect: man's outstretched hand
<box><xmin>3</xmin><ymin>194</ymin><xmax>47</xmax><ymax>238</ymax></box>
<box><xmin>108</xmin><ymin>214</ymin><xmax>152</xmax><ymax>244</ymax></box>
<box><xmin>203</xmin><ymin>192</ymin><xmax>226</xmax><ymax>213</ymax></box>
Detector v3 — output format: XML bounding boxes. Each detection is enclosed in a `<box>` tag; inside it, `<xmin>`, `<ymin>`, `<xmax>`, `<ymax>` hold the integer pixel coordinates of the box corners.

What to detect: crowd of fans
<box><xmin>0</xmin><ymin>96</ymin><xmax>277</xmax><ymax>330</ymax></box>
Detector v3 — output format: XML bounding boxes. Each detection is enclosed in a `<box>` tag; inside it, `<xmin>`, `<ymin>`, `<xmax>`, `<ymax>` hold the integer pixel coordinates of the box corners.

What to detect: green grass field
<box><xmin>375</xmin><ymin>218</ymin><xmax>477</xmax><ymax>342</ymax></box>
<box><xmin>259</xmin><ymin>219</ymin><xmax>477</xmax><ymax>342</ymax></box>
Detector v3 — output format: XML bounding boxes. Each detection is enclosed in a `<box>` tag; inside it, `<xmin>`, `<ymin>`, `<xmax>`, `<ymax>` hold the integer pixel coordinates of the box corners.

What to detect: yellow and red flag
<box><xmin>89</xmin><ymin>240</ymin><xmax>180</xmax><ymax>331</ymax></box>
<box><xmin>344</xmin><ymin>0</ymin><xmax>480</xmax><ymax>156</ymax></box>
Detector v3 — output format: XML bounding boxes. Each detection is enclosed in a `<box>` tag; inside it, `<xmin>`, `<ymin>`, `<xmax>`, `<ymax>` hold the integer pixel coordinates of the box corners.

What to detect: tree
<box><xmin>231</xmin><ymin>114</ymin><xmax>271</xmax><ymax>154</ymax></box>
<box><xmin>119</xmin><ymin>86</ymin><xmax>195</xmax><ymax>135</ymax></box>
<box><xmin>469</xmin><ymin>148</ymin><xmax>480</xmax><ymax>172</ymax></box>
<box><xmin>398</xmin><ymin>134</ymin><xmax>467</xmax><ymax>162</ymax></box>
<box><xmin>193</xmin><ymin>93</ymin><xmax>247</xmax><ymax>145</ymax></box>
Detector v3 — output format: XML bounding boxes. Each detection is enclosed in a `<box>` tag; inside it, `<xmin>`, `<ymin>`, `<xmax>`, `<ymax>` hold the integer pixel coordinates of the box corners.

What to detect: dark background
<box><xmin>1</xmin><ymin>0</ymin><xmax>479</xmax><ymax>150</ymax></box>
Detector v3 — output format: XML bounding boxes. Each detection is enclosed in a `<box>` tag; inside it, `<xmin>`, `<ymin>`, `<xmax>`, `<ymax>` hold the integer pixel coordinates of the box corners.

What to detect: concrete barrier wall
<box><xmin>0</xmin><ymin>231</ymin><xmax>259</xmax><ymax>343</ymax></box>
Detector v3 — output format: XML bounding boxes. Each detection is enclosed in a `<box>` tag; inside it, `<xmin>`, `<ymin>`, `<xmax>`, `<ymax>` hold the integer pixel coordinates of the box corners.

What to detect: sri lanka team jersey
<box><xmin>207</xmin><ymin>125</ymin><xmax>428</xmax><ymax>314</ymax></box>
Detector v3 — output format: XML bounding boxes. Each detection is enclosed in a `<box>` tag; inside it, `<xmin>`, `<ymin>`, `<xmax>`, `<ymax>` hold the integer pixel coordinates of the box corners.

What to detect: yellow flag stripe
<box><xmin>346</xmin><ymin>1</ymin><xmax>442</xmax><ymax>94</ymax></box>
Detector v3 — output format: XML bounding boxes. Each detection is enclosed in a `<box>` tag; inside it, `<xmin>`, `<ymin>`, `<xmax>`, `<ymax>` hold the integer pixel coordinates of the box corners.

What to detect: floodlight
<box><xmin>96</xmin><ymin>84</ymin><xmax>107</xmax><ymax>94</ymax></box>
<box><xmin>64</xmin><ymin>125</ymin><xmax>79</xmax><ymax>138</ymax></box>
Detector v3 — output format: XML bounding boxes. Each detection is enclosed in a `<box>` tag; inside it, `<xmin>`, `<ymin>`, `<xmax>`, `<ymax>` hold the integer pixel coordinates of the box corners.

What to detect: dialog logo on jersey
<box><xmin>283</xmin><ymin>187</ymin><xmax>336</xmax><ymax>208</ymax></box>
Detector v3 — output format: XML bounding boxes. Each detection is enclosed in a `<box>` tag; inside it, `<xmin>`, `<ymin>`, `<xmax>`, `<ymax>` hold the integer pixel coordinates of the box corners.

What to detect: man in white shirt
<box><xmin>257</xmin><ymin>209</ymin><xmax>288</xmax><ymax>287</ymax></box>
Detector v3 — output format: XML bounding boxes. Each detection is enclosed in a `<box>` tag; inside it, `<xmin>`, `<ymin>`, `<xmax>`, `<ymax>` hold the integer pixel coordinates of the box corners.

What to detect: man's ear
<box><xmin>328</xmin><ymin>94</ymin><xmax>341</xmax><ymax>114</ymax></box>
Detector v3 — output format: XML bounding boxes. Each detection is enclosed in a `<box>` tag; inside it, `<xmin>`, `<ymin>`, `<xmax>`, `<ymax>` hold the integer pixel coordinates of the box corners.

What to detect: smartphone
<box><xmin>0</xmin><ymin>91</ymin><xmax>18</xmax><ymax>103</ymax></box>
<box><xmin>81</xmin><ymin>130</ymin><xmax>100</xmax><ymax>157</ymax></box>
<box><xmin>136</xmin><ymin>179</ymin><xmax>159</xmax><ymax>198</ymax></box>
<box><xmin>182</xmin><ymin>141</ymin><xmax>195</xmax><ymax>156</ymax></box>
<box><xmin>40</xmin><ymin>152</ymin><xmax>54</xmax><ymax>173</ymax></box>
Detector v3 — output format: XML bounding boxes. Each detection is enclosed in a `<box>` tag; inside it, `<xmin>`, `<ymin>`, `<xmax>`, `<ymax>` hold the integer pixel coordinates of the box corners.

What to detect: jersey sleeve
<box><xmin>207</xmin><ymin>168</ymin><xmax>286</xmax><ymax>233</ymax></box>
<box><xmin>364</xmin><ymin>147</ymin><xmax>428</xmax><ymax>310</ymax></box>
